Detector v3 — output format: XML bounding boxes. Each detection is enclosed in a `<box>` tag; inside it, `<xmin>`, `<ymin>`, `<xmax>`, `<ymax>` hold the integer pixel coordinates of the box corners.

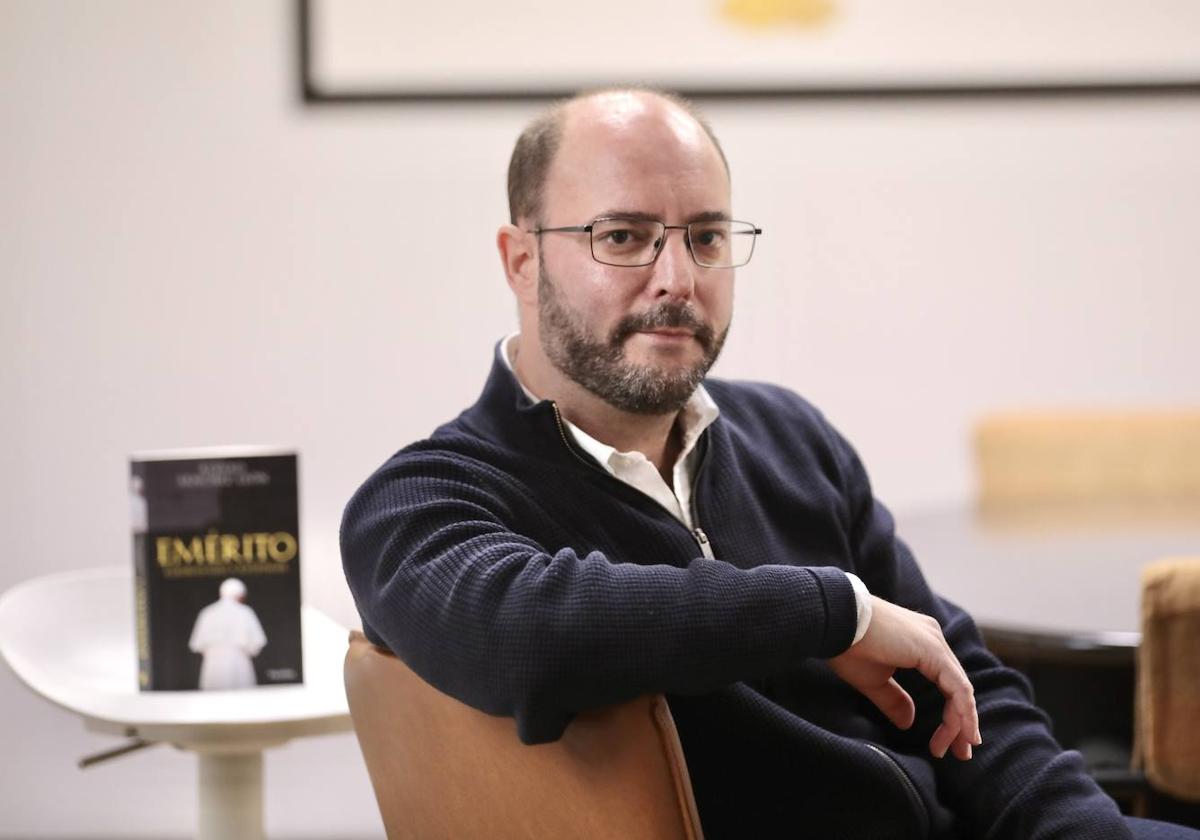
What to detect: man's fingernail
<box><xmin>966</xmin><ymin>745</ymin><xmax>972</xmax><ymax>760</ymax></box>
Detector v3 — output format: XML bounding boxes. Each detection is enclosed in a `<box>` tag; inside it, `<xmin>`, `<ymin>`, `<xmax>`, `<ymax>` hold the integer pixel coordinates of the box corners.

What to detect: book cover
<box><xmin>130</xmin><ymin>447</ymin><xmax>303</xmax><ymax>691</ymax></box>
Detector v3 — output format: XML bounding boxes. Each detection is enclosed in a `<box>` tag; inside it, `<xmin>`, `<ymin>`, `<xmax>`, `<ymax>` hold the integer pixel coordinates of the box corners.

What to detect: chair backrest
<box><xmin>1136</xmin><ymin>557</ymin><xmax>1200</xmax><ymax>802</ymax></box>
<box><xmin>973</xmin><ymin>410</ymin><xmax>1200</xmax><ymax>515</ymax></box>
<box><xmin>343</xmin><ymin>630</ymin><xmax>705</xmax><ymax>840</ymax></box>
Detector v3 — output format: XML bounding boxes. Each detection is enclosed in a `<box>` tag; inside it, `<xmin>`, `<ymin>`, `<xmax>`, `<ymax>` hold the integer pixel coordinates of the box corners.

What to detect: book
<box><xmin>130</xmin><ymin>447</ymin><xmax>303</xmax><ymax>691</ymax></box>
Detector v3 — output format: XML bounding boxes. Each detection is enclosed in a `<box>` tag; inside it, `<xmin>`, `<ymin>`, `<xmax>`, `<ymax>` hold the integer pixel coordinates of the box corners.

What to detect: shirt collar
<box><xmin>499</xmin><ymin>332</ymin><xmax>720</xmax><ymax>471</ymax></box>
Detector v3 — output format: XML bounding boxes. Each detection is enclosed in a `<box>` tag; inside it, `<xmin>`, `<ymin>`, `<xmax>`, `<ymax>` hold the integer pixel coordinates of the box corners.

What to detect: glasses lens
<box><xmin>590</xmin><ymin>218</ymin><xmax>664</xmax><ymax>266</ymax></box>
<box><xmin>689</xmin><ymin>221</ymin><xmax>757</xmax><ymax>268</ymax></box>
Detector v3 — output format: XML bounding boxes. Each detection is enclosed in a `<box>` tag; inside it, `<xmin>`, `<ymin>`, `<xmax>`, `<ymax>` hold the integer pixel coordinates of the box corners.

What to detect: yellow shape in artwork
<box><xmin>721</xmin><ymin>0</ymin><xmax>836</xmax><ymax>29</ymax></box>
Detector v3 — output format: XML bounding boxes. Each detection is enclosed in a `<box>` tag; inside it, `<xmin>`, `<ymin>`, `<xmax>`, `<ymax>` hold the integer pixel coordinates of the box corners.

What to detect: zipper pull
<box><xmin>693</xmin><ymin>527</ymin><xmax>714</xmax><ymax>559</ymax></box>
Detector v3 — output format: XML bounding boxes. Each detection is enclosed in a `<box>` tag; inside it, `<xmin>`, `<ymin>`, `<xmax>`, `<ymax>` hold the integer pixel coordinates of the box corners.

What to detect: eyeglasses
<box><xmin>530</xmin><ymin>217</ymin><xmax>762</xmax><ymax>269</ymax></box>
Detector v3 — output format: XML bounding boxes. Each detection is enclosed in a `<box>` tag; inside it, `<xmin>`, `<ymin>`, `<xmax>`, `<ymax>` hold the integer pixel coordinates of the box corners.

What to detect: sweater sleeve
<box><xmin>340</xmin><ymin>450</ymin><xmax>858</xmax><ymax>745</ymax></box>
<box><xmin>824</xmin><ymin>421</ymin><xmax>1132</xmax><ymax>840</ymax></box>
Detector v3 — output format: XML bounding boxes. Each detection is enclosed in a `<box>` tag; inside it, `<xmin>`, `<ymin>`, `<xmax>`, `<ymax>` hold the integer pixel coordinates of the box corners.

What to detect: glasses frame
<box><xmin>529</xmin><ymin>216</ymin><xmax>763</xmax><ymax>269</ymax></box>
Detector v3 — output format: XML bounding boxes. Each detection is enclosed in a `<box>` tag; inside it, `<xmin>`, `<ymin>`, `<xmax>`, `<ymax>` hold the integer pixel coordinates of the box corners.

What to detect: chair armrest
<box><xmin>344</xmin><ymin>630</ymin><xmax>705</xmax><ymax>839</ymax></box>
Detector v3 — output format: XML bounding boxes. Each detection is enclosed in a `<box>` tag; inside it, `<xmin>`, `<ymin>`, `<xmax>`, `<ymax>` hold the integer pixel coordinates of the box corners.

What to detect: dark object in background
<box><xmin>984</xmin><ymin>629</ymin><xmax>1200</xmax><ymax>828</ymax></box>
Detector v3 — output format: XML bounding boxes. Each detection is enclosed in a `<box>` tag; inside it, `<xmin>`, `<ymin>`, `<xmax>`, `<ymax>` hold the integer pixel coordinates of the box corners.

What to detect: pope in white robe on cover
<box><xmin>188</xmin><ymin>577</ymin><xmax>267</xmax><ymax>690</ymax></box>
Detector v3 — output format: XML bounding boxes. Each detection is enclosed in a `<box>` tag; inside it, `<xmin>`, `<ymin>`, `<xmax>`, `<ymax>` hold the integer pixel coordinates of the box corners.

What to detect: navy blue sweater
<box><xmin>340</xmin><ymin>346</ymin><xmax>1131</xmax><ymax>840</ymax></box>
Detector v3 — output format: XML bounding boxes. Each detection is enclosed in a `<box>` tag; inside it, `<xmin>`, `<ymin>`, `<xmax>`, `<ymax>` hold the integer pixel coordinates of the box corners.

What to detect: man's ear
<box><xmin>497</xmin><ymin>223</ymin><xmax>538</xmax><ymax>307</ymax></box>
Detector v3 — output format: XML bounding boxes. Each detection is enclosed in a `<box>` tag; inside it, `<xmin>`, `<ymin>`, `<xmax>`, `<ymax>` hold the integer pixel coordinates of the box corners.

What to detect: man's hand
<box><xmin>828</xmin><ymin>595</ymin><xmax>982</xmax><ymax>761</ymax></box>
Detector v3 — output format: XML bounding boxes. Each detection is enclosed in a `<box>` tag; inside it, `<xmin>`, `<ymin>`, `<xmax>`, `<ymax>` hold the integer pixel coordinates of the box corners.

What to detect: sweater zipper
<box><xmin>551</xmin><ymin>404</ymin><xmax>921</xmax><ymax>830</ymax></box>
<box><xmin>550</xmin><ymin>401</ymin><xmax>714</xmax><ymax>559</ymax></box>
<box><xmin>863</xmin><ymin>743</ymin><xmax>930</xmax><ymax>838</ymax></box>
<box><xmin>688</xmin><ymin>439</ymin><xmax>714</xmax><ymax>559</ymax></box>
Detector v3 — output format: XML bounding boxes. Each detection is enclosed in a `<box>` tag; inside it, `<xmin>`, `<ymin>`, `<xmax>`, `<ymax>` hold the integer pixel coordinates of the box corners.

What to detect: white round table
<box><xmin>0</xmin><ymin>566</ymin><xmax>353</xmax><ymax>840</ymax></box>
<box><xmin>897</xmin><ymin>504</ymin><xmax>1200</xmax><ymax>655</ymax></box>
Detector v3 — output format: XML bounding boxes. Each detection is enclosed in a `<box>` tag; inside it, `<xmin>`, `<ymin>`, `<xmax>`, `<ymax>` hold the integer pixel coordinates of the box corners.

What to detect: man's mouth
<box><xmin>638</xmin><ymin>328</ymin><xmax>693</xmax><ymax>338</ymax></box>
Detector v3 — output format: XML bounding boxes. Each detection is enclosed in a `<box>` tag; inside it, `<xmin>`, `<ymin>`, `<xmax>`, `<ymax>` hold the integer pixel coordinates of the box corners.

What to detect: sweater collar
<box><xmin>496</xmin><ymin>332</ymin><xmax>720</xmax><ymax>473</ymax></box>
<box><xmin>456</xmin><ymin>341</ymin><xmax>585</xmax><ymax>465</ymax></box>
<box><xmin>460</xmin><ymin>339</ymin><xmax>719</xmax><ymax>470</ymax></box>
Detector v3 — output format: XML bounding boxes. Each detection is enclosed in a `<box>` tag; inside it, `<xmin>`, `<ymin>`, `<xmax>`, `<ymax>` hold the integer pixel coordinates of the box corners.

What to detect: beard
<box><xmin>536</xmin><ymin>258</ymin><xmax>729</xmax><ymax>415</ymax></box>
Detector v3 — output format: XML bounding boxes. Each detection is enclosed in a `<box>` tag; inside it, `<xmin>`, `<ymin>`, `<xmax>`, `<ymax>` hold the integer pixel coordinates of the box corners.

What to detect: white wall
<box><xmin>2</xmin><ymin>2</ymin><xmax>1198</xmax><ymax>836</ymax></box>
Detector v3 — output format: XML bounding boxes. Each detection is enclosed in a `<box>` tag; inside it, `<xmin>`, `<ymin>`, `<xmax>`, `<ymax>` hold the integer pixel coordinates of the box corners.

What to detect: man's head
<box><xmin>506</xmin><ymin>88</ymin><xmax>729</xmax><ymax>228</ymax></box>
<box><xmin>219</xmin><ymin>577</ymin><xmax>246</xmax><ymax>602</ymax></box>
<box><xmin>498</xmin><ymin>88</ymin><xmax>737</xmax><ymax>416</ymax></box>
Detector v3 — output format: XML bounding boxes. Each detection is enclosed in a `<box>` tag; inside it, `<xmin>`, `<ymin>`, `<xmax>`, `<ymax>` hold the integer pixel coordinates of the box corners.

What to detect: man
<box><xmin>341</xmin><ymin>89</ymin><xmax>1194</xmax><ymax>838</ymax></box>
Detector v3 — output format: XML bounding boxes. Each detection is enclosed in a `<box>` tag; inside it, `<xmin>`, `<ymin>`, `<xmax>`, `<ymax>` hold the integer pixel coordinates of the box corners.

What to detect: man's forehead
<box><xmin>546</xmin><ymin>92</ymin><xmax>730</xmax><ymax>217</ymax></box>
<box><xmin>561</xmin><ymin>91</ymin><xmax>712</xmax><ymax>160</ymax></box>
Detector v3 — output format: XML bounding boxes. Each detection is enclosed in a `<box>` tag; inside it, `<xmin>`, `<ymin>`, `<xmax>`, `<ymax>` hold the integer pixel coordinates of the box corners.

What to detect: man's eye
<box><xmin>594</xmin><ymin>221</ymin><xmax>653</xmax><ymax>251</ymax></box>
<box><xmin>600</xmin><ymin>228</ymin><xmax>648</xmax><ymax>248</ymax></box>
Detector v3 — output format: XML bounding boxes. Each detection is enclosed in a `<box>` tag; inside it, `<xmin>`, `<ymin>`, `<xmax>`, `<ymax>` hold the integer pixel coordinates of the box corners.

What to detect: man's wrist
<box><xmin>845</xmin><ymin>572</ymin><xmax>873</xmax><ymax>645</ymax></box>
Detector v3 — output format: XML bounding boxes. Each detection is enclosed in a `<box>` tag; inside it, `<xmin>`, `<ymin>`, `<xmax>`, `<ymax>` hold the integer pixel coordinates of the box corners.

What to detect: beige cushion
<box><xmin>343</xmin><ymin>630</ymin><xmax>705</xmax><ymax>839</ymax></box>
<box><xmin>1136</xmin><ymin>558</ymin><xmax>1200</xmax><ymax>801</ymax></box>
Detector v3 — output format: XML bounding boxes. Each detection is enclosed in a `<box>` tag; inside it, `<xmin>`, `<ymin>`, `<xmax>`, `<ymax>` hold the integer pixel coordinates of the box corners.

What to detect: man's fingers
<box><xmin>861</xmin><ymin>677</ymin><xmax>916</xmax><ymax>731</ymax></box>
<box><xmin>950</xmin><ymin>732</ymin><xmax>974</xmax><ymax>761</ymax></box>
<box><xmin>935</xmin><ymin>660</ymin><xmax>980</xmax><ymax>746</ymax></box>
<box><xmin>928</xmin><ymin>720</ymin><xmax>960</xmax><ymax>759</ymax></box>
<box><xmin>834</xmin><ymin>598</ymin><xmax>986</xmax><ymax>753</ymax></box>
<box><xmin>931</xmin><ymin>696</ymin><xmax>983</xmax><ymax>760</ymax></box>
<box><xmin>920</xmin><ymin>646</ymin><xmax>980</xmax><ymax>750</ymax></box>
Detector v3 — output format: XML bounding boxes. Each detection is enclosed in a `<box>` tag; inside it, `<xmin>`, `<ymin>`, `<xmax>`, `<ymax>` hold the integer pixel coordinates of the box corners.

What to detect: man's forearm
<box><xmin>341</xmin><ymin>453</ymin><xmax>861</xmax><ymax>744</ymax></box>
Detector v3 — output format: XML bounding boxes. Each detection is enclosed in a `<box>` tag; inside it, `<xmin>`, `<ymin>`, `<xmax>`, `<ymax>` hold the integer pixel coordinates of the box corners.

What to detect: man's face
<box><xmin>538</xmin><ymin>251</ymin><xmax>727</xmax><ymax>415</ymax></box>
<box><xmin>532</xmin><ymin>95</ymin><xmax>735</xmax><ymax>415</ymax></box>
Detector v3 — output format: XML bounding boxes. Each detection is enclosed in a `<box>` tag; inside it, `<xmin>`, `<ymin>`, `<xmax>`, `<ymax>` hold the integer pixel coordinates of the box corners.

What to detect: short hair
<box><xmin>506</xmin><ymin>86</ymin><xmax>730</xmax><ymax>226</ymax></box>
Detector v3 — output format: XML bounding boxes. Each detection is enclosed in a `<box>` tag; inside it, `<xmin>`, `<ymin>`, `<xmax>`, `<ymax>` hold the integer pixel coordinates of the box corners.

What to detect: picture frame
<box><xmin>299</xmin><ymin>0</ymin><xmax>1200</xmax><ymax>102</ymax></box>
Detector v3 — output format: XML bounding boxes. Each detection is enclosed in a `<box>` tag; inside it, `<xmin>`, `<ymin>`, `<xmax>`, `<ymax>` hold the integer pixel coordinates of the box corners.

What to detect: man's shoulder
<box><xmin>339</xmin><ymin>437</ymin><xmax>523</xmax><ymax>549</ymax></box>
<box><xmin>356</xmin><ymin>432</ymin><xmax>510</xmax><ymax>492</ymax></box>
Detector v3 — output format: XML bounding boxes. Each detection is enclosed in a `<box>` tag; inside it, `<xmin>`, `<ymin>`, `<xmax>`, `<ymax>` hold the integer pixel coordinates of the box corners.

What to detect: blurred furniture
<box><xmin>966</xmin><ymin>408</ymin><xmax>1200</xmax><ymax>659</ymax></box>
<box><xmin>925</xmin><ymin>408</ymin><xmax>1200</xmax><ymax>818</ymax></box>
<box><xmin>343</xmin><ymin>630</ymin><xmax>705</xmax><ymax>840</ymax></box>
<box><xmin>898</xmin><ymin>505</ymin><xmax>1200</xmax><ymax>648</ymax></box>
<box><xmin>0</xmin><ymin>566</ymin><xmax>352</xmax><ymax>840</ymax></box>
<box><xmin>898</xmin><ymin>504</ymin><xmax>1200</xmax><ymax>806</ymax></box>
<box><xmin>974</xmin><ymin>410</ymin><xmax>1200</xmax><ymax>515</ymax></box>
<box><xmin>1135</xmin><ymin>558</ymin><xmax>1200</xmax><ymax>822</ymax></box>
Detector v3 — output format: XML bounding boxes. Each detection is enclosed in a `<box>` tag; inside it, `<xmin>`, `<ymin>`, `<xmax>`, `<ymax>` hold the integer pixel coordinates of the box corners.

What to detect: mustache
<box><xmin>611</xmin><ymin>303</ymin><xmax>715</xmax><ymax>351</ymax></box>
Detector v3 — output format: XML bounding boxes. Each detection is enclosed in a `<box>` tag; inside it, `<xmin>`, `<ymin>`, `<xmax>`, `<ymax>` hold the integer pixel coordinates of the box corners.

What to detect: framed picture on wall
<box><xmin>300</xmin><ymin>0</ymin><xmax>1200</xmax><ymax>101</ymax></box>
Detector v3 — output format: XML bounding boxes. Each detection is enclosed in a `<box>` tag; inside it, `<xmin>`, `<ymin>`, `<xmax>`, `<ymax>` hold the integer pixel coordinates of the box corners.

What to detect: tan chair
<box><xmin>343</xmin><ymin>630</ymin><xmax>705</xmax><ymax>840</ymax></box>
<box><xmin>1135</xmin><ymin>558</ymin><xmax>1200</xmax><ymax>803</ymax></box>
<box><xmin>974</xmin><ymin>410</ymin><xmax>1200</xmax><ymax>518</ymax></box>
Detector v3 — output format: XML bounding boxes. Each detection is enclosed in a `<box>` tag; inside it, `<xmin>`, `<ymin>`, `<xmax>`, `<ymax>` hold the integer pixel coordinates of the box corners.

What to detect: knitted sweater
<box><xmin>340</xmin><ymin>346</ymin><xmax>1131</xmax><ymax>840</ymax></box>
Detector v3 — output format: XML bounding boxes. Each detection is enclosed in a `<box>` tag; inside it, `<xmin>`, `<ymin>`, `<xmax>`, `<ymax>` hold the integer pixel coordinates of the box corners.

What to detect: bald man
<box><xmin>341</xmin><ymin>90</ymin><xmax>1193</xmax><ymax>839</ymax></box>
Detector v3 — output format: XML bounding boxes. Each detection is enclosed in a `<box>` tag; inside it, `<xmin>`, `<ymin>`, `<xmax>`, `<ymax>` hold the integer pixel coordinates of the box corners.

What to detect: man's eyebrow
<box><xmin>593</xmin><ymin>209</ymin><xmax>732</xmax><ymax>223</ymax></box>
<box><xmin>686</xmin><ymin>210</ymin><xmax>732</xmax><ymax>223</ymax></box>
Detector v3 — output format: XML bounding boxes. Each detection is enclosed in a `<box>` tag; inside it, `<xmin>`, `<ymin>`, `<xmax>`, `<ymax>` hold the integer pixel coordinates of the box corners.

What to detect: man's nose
<box><xmin>649</xmin><ymin>228</ymin><xmax>696</xmax><ymax>299</ymax></box>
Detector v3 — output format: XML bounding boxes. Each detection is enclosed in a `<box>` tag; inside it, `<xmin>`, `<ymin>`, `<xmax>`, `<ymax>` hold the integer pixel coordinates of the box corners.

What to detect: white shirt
<box><xmin>500</xmin><ymin>333</ymin><xmax>872</xmax><ymax>644</ymax></box>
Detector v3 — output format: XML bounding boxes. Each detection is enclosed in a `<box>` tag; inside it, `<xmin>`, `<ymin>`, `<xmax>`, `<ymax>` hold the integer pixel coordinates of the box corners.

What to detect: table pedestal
<box><xmin>198</xmin><ymin>750</ymin><xmax>263</xmax><ymax>840</ymax></box>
